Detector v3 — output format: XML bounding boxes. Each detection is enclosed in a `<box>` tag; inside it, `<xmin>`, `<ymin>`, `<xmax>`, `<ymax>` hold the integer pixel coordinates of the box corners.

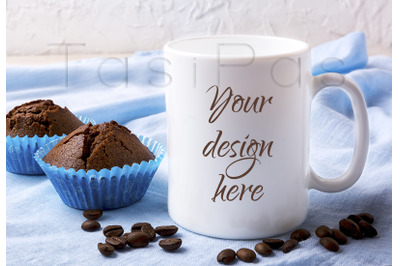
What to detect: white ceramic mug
<box><xmin>163</xmin><ymin>35</ymin><xmax>369</xmax><ymax>239</ymax></box>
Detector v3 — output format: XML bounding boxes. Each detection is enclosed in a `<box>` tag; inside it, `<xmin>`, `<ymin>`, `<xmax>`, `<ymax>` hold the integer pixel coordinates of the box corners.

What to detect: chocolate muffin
<box><xmin>43</xmin><ymin>121</ymin><xmax>155</xmax><ymax>171</ymax></box>
<box><xmin>6</xmin><ymin>99</ymin><xmax>84</xmax><ymax>137</ymax></box>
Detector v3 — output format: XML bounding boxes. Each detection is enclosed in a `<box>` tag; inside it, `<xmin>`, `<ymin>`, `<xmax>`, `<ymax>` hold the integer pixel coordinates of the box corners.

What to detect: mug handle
<box><xmin>309</xmin><ymin>73</ymin><xmax>369</xmax><ymax>192</ymax></box>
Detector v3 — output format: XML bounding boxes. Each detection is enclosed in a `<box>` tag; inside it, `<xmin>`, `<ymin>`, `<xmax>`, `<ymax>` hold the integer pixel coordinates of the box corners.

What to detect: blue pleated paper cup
<box><xmin>34</xmin><ymin>135</ymin><xmax>165</xmax><ymax>210</ymax></box>
<box><xmin>6</xmin><ymin>116</ymin><xmax>95</xmax><ymax>175</ymax></box>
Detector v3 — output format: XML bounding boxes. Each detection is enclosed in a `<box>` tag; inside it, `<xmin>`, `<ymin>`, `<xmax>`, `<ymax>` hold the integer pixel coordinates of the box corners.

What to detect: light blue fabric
<box><xmin>7</xmin><ymin>32</ymin><xmax>392</xmax><ymax>265</ymax></box>
<box><xmin>311</xmin><ymin>32</ymin><xmax>368</xmax><ymax>75</ymax></box>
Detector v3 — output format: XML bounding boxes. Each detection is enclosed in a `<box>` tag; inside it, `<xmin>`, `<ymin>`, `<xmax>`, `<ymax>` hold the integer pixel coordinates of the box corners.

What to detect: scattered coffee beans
<box><xmin>81</xmin><ymin>220</ymin><xmax>100</xmax><ymax>232</ymax></box>
<box><xmin>141</xmin><ymin>224</ymin><xmax>156</xmax><ymax>241</ymax></box>
<box><xmin>282</xmin><ymin>239</ymin><xmax>298</xmax><ymax>253</ymax></box>
<box><xmin>319</xmin><ymin>237</ymin><xmax>340</xmax><ymax>252</ymax></box>
<box><xmin>314</xmin><ymin>211</ymin><xmax>377</xmax><ymax>255</ymax></box>
<box><xmin>217</xmin><ymin>249</ymin><xmax>236</xmax><ymax>264</ymax></box>
<box><xmin>236</xmin><ymin>248</ymin><xmax>256</xmax><ymax>263</ymax></box>
<box><xmin>358</xmin><ymin>213</ymin><xmax>374</xmax><ymax>224</ymax></box>
<box><xmin>159</xmin><ymin>238</ymin><xmax>182</xmax><ymax>251</ymax></box>
<box><xmin>127</xmin><ymin>232</ymin><xmax>150</xmax><ymax>248</ymax></box>
<box><xmin>331</xmin><ymin>229</ymin><xmax>348</xmax><ymax>245</ymax></box>
<box><xmin>83</xmin><ymin>218</ymin><xmax>184</xmax><ymax>258</ymax></box>
<box><xmin>103</xmin><ymin>225</ymin><xmax>124</xmax><ymax>237</ymax></box>
<box><xmin>98</xmin><ymin>243</ymin><xmax>114</xmax><ymax>256</ymax></box>
<box><xmin>155</xmin><ymin>225</ymin><xmax>179</xmax><ymax>236</ymax></box>
<box><xmin>290</xmin><ymin>229</ymin><xmax>311</xmax><ymax>242</ymax></box>
<box><xmin>358</xmin><ymin>220</ymin><xmax>378</xmax><ymax>237</ymax></box>
<box><xmin>87</xmin><ymin>209</ymin><xmax>378</xmax><ymax>262</ymax></box>
<box><xmin>131</xmin><ymin>222</ymin><xmax>151</xmax><ymax>232</ymax></box>
<box><xmin>315</xmin><ymin>225</ymin><xmax>333</xmax><ymax>238</ymax></box>
<box><xmin>339</xmin><ymin>219</ymin><xmax>362</xmax><ymax>239</ymax></box>
<box><xmin>83</xmin><ymin>209</ymin><xmax>103</xmax><ymax>220</ymax></box>
<box><xmin>255</xmin><ymin>242</ymin><xmax>272</xmax><ymax>256</ymax></box>
<box><xmin>214</xmin><ymin>212</ymin><xmax>376</xmax><ymax>262</ymax></box>
<box><xmin>262</xmin><ymin>239</ymin><xmax>284</xmax><ymax>249</ymax></box>
<box><xmin>105</xmin><ymin>236</ymin><xmax>127</xmax><ymax>249</ymax></box>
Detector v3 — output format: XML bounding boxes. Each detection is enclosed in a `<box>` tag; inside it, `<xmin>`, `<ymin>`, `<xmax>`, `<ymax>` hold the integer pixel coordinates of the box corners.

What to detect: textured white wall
<box><xmin>7</xmin><ymin>0</ymin><xmax>392</xmax><ymax>55</ymax></box>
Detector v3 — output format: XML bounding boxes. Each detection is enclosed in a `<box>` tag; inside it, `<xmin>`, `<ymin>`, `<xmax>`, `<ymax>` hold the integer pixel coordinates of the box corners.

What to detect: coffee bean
<box><xmin>155</xmin><ymin>225</ymin><xmax>179</xmax><ymax>236</ymax></box>
<box><xmin>121</xmin><ymin>232</ymin><xmax>132</xmax><ymax>240</ymax></box>
<box><xmin>331</xmin><ymin>229</ymin><xmax>348</xmax><ymax>245</ymax></box>
<box><xmin>347</xmin><ymin>214</ymin><xmax>362</xmax><ymax>224</ymax></box>
<box><xmin>82</xmin><ymin>209</ymin><xmax>103</xmax><ymax>220</ymax></box>
<box><xmin>262</xmin><ymin>239</ymin><xmax>284</xmax><ymax>249</ymax></box>
<box><xmin>319</xmin><ymin>237</ymin><xmax>340</xmax><ymax>252</ymax></box>
<box><xmin>127</xmin><ymin>232</ymin><xmax>150</xmax><ymax>248</ymax></box>
<box><xmin>282</xmin><ymin>239</ymin><xmax>298</xmax><ymax>253</ymax></box>
<box><xmin>217</xmin><ymin>249</ymin><xmax>236</xmax><ymax>264</ymax></box>
<box><xmin>98</xmin><ymin>243</ymin><xmax>114</xmax><ymax>256</ymax></box>
<box><xmin>141</xmin><ymin>224</ymin><xmax>156</xmax><ymax>241</ymax></box>
<box><xmin>236</xmin><ymin>248</ymin><xmax>256</xmax><ymax>263</ymax></box>
<box><xmin>81</xmin><ymin>220</ymin><xmax>100</xmax><ymax>232</ymax></box>
<box><xmin>106</xmin><ymin>236</ymin><xmax>127</xmax><ymax>249</ymax></box>
<box><xmin>131</xmin><ymin>222</ymin><xmax>151</xmax><ymax>232</ymax></box>
<box><xmin>339</xmin><ymin>219</ymin><xmax>362</xmax><ymax>239</ymax></box>
<box><xmin>315</xmin><ymin>225</ymin><xmax>333</xmax><ymax>238</ymax></box>
<box><xmin>358</xmin><ymin>213</ymin><xmax>374</xmax><ymax>224</ymax></box>
<box><xmin>254</xmin><ymin>242</ymin><xmax>272</xmax><ymax>256</ymax></box>
<box><xmin>159</xmin><ymin>238</ymin><xmax>182</xmax><ymax>251</ymax></box>
<box><xmin>358</xmin><ymin>220</ymin><xmax>378</xmax><ymax>237</ymax></box>
<box><xmin>290</xmin><ymin>228</ymin><xmax>311</xmax><ymax>241</ymax></box>
<box><xmin>103</xmin><ymin>225</ymin><xmax>124</xmax><ymax>237</ymax></box>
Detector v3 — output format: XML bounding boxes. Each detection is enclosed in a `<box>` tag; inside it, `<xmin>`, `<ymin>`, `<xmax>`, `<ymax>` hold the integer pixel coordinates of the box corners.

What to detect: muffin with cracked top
<box><xmin>35</xmin><ymin>121</ymin><xmax>165</xmax><ymax>210</ymax></box>
<box><xmin>43</xmin><ymin>121</ymin><xmax>155</xmax><ymax>171</ymax></box>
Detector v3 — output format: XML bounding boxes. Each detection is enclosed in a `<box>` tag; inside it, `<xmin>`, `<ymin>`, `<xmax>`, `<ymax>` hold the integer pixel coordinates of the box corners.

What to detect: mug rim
<box><xmin>164</xmin><ymin>35</ymin><xmax>310</xmax><ymax>59</ymax></box>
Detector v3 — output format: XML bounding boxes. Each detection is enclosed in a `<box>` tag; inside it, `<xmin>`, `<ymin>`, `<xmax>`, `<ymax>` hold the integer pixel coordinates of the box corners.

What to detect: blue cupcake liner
<box><xmin>6</xmin><ymin>116</ymin><xmax>95</xmax><ymax>175</ymax></box>
<box><xmin>34</xmin><ymin>135</ymin><xmax>165</xmax><ymax>210</ymax></box>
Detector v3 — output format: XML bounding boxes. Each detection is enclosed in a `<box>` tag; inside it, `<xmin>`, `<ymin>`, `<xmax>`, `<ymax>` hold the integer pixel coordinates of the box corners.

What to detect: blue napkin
<box><xmin>6</xmin><ymin>32</ymin><xmax>391</xmax><ymax>265</ymax></box>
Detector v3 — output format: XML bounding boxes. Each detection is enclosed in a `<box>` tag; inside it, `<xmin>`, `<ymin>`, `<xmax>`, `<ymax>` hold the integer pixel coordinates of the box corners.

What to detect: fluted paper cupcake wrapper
<box><xmin>6</xmin><ymin>116</ymin><xmax>95</xmax><ymax>175</ymax></box>
<box><xmin>34</xmin><ymin>135</ymin><xmax>165</xmax><ymax>210</ymax></box>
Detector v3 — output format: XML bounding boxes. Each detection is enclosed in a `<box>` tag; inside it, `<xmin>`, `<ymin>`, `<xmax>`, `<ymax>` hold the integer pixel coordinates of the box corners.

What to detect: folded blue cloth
<box><xmin>6</xmin><ymin>32</ymin><xmax>392</xmax><ymax>265</ymax></box>
<box><xmin>311</xmin><ymin>32</ymin><xmax>369</xmax><ymax>75</ymax></box>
